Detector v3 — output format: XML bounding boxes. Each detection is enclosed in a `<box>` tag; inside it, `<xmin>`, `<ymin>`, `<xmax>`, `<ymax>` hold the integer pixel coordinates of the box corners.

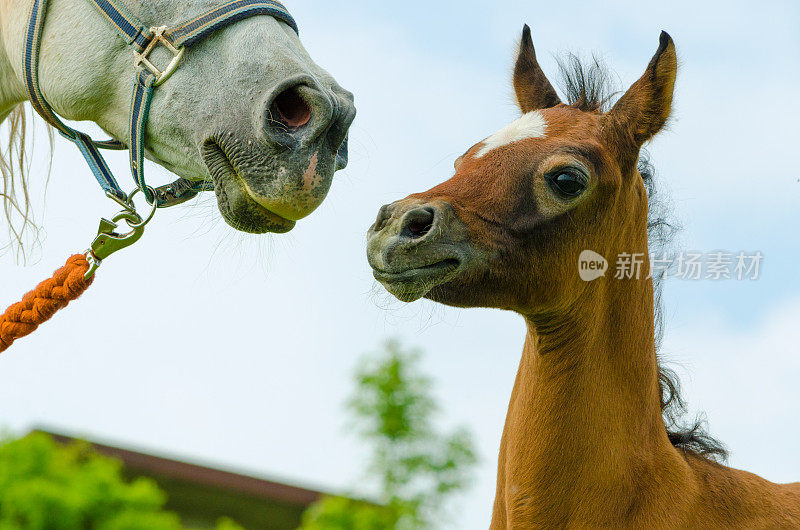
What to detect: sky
<box><xmin>1</xmin><ymin>1</ymin><xmax>799</xmax><ymax>528</ymax></box>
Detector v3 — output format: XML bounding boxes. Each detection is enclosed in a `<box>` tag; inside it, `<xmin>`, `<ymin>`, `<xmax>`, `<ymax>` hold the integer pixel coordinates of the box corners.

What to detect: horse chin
<box><xmin>207</xmin><ymin>161</ymin><xmax>297</xmax><ymax>234</ymax></box>
<box><xmin>372</xmin><ymin>259</ymin><xmax>462</xmax><ymax>303</ymax></box>
<box><xmin>201</xmin><ymin>143</ymin><xmax>286</xmax><ymax>234</ymax></box>
<box><xmin>201</xmin><ymin>136</ymin><xmax>339</xmax><ymax>233</ymax></box>
<box><xmin>214</xmin><ymin>180</ymin><xmax>297</xmax><ymax>234</ymax></box>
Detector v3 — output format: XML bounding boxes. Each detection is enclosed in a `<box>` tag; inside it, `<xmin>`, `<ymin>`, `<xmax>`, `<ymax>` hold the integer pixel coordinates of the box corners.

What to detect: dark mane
<box><xmin>556</xmin><ymin>55</ymin><xmax>729</xmax><ymax>462</ymax></box>
<box><xmin>555</xmin><ymin>53</ymin><xmax>618</xmax><ymax>112</ymax></box>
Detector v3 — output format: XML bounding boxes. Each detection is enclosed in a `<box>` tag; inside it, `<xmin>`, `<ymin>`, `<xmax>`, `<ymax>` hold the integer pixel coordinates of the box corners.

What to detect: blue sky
<box><xmin>1</xmin><ymin>1</ymin><xmax>799</xmax><ymax>528</ymax></box>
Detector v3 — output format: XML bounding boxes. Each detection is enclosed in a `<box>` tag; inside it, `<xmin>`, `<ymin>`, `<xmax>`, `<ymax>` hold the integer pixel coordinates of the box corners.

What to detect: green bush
<box><xmin>0</xmin><ymin>432</ymin><xmax>181</xmax><ymax>530</ymax></box>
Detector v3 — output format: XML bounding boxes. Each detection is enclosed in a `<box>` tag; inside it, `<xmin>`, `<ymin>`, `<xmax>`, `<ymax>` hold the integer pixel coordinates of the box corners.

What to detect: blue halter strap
<box><xmin>24</xmin><ymin>0</ymin><xmax>298</xmax><ymax>208</ymax></box>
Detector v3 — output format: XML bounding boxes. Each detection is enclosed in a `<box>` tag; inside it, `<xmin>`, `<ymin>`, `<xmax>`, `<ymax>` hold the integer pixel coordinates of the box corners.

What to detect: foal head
<box><xmin>367</xmin><ymin>27</ymin><xmax>677</xmax><ymax>314</ymax></box>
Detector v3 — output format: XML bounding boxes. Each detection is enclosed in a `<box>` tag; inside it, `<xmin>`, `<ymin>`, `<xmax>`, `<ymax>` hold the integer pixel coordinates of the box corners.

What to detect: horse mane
<box><xmin>1</xmin><ymin>104</ymin><xmax>53</xmax><ymax>260</ymax></box>
<box><xmin>555</xmin><ymin>53</ymin><xmax>729</xmax><ymax>462</ymax></box>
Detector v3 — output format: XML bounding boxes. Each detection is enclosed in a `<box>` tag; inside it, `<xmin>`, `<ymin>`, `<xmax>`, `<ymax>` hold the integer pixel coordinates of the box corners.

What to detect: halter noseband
<box><xmin>23</xmin><ymin>0</ymin><xmax>298</xmax><ymax>208</ymax></box>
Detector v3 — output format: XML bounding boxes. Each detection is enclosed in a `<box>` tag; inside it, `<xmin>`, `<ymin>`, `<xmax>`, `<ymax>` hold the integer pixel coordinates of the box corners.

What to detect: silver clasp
<box><xmin>85</xmin><ymin>212</ymin><xmax>145</xmax><ymax>279</ymax></box>
<box><xmin>85</xmin><ymin>188</ymin><xmax>157</xmax><ymax>279</ymax></box>
<box><xmin>134</xmin><ymin>26</ymin><xmax>185</xmax><ymax>86</ymax></box>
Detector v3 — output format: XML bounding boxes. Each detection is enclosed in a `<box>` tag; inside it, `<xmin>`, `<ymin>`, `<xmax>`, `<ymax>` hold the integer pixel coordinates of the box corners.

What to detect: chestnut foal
<box><xmin>367</xmin><ymin>27</ymin><xmax>800</xmax><ymax>528</ymax></box>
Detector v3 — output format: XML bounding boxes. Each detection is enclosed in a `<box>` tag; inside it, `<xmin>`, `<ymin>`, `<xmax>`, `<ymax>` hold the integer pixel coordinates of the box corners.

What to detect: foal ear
<box><xmin>608</xmin><ymin>31</ymin><xmax>677</xmax><ymax>149</ymax></box>
<box><xmin>514</xmin><ymin>25</ymin><xmax>561</xmax><ymax>112</ymax></box>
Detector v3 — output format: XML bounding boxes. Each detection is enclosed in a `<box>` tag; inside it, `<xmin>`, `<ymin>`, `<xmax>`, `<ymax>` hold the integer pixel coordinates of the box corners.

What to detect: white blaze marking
<box><xmin>475</xmin><ymin>111</ymin><xmax>548</xmax><ymax>158</ymax></box>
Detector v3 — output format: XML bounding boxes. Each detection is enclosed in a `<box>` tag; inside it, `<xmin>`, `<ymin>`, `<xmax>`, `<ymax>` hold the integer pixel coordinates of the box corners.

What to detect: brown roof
<box><xmin>38</xmin><ymin>429</ymin><xmax>325</xmax><ymax>507</ymax></box>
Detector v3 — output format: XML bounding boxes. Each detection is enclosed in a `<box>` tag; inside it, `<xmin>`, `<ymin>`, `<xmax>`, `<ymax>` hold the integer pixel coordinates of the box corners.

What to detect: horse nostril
<box><xmin>401</xmin><ymin>207</ymin><xmax>436</xmax><ymax>239</ymax></box>
<box><xmin>271</xmin><ymin>86</ymin><xmax>312</xmax><ymax>129</ymax></box>
<box><xmin>373</xmin><ymin>204</ymin><xmax>394</xmax><ymax>233</ymax></box>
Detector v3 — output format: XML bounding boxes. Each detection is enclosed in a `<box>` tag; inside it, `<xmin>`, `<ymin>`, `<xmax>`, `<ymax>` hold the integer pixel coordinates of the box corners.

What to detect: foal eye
<box><xmin>547</xmin><ymin>170</ymin><xmax>587</xmax><ymax>198</ymax></box>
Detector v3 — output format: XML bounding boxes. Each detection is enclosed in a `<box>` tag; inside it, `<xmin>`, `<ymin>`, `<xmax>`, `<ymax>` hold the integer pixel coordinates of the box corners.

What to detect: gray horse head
<box><xmin>0</xmin><ymin>0</ymin><xmax>356</xmax><ymax>234</ymax></box>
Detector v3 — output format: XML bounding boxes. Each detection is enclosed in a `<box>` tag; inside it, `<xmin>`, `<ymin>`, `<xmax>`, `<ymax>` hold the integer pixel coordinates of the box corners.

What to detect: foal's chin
<box><xmin>373</xmin><ymin>261</ymin><xmax>461</xmax><ymax>303</ymax></box>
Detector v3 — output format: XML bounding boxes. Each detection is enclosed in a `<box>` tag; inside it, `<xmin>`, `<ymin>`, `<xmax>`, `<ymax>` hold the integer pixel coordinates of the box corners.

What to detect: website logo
<box><xmin>578</xmin><ymin>250</ymin><xmax>608</xmax><ymax>282</ymax></box>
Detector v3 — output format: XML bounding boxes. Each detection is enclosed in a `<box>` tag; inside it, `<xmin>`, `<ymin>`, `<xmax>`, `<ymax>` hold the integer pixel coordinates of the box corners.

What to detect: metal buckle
<box><xmin>134</xmin><ymin>26</ymin><xmax>185</xmax><ymax>86</ymax></box>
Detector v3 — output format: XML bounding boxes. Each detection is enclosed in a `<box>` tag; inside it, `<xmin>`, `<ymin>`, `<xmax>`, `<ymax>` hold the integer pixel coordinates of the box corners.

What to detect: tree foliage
<box><xmin>300</xmin><ymin>340</ymin><xmax>477</xmax><ymax>529</ymax></box>
<box><xmin>0</xmin><ymin>432</ymin><xmax>181</xmax><ymax>530</ymax></box>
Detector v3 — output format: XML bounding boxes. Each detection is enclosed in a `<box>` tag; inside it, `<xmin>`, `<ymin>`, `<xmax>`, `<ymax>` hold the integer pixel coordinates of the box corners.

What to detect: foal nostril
<box><xmin>373</xmin><ymin>204</ymin><xmax>394</xmax><ymax>233</ymax></box>
<box><xmin>400</xmin><ymin>207</ymin><xmax>436</xmax><ymax>239</ymax></box>
<box><xmin>270</xmin><ymin>86</ymin><xmax>312</xmax><ymax>129</ymax></box>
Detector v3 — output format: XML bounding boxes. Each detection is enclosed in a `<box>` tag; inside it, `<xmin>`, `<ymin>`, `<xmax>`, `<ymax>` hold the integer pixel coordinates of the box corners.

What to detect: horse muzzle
<box><xmin>203</xmin><ymin>79</ymin><xmax>356</xmax><ymax>233</ymax></box>
<box><xmin>366</xmin><ymin>199</ymin><xmax>472</xmax><ymax>302</ymax></box>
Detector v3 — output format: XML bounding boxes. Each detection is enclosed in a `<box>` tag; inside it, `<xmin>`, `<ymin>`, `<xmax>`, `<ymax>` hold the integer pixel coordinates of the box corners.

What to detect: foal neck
<box><xmin>493</xmin><ymin>261</ymin><xmax>694</xmax><ymax>527</ymax></box>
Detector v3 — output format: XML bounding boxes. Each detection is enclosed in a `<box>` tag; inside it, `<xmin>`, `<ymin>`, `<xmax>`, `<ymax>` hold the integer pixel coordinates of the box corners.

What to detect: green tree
<box><xmin>0</xmin><ymin>432</ymin><xmax>182</xmax><ymax>530</ymax></box>
<box><xmin>300</xmin><ymin>340</ymin><xmax>477</xmax><ymax>529</ymax></box>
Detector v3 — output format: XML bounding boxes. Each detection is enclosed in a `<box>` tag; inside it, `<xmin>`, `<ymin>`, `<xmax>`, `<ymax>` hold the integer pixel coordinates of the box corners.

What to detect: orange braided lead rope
<box><xmin>0</xmin><ymin>254</ymin><xmax>94</xmax><ymax>353</ymax></box>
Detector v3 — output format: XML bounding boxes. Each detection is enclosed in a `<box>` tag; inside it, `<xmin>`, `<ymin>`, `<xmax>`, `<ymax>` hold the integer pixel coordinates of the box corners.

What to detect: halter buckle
<box><xmin>134</xmin><ymin>26</ymin><xmax>185</xmax><ymax>86</ymax></box>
